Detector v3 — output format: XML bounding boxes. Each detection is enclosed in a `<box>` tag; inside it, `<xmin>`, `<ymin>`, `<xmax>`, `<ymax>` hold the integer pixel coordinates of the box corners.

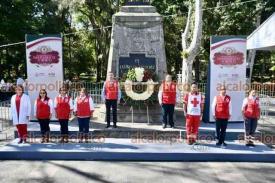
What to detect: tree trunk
<box><xmin>194</xmin><ymin>56</ymin><xmax>200</xmax><ymax>82</ymax></box>
<box><xmin>181</xmin><ymin>0</ymin><xmax>203</xmax><ymax>84</ymax></box>
<box><xmin>182</xmin><ymin>58</ymin><xmax>193</xmax><ymax>84</ymax></box>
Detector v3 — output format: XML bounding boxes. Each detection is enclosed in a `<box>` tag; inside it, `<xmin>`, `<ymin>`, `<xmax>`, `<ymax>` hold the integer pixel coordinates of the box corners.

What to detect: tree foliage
<box><xmin>0</xmin><ymin>0</ymin><xmax>274</xmax><ymax>83</ymax></box>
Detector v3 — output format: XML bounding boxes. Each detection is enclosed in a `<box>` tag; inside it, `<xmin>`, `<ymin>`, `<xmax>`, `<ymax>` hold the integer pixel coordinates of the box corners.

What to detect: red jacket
<box><xmin>162</xmin><ymin>82</ymin><xmax>177</xmax><ymax>104</ymax></box>
<box><xmin>244</xmin><ymin>97</ymin><xmax>260</xmax><ymax>119</ymax></box>
<box><xmin>215</xmin><ymin>95</ymin><xmax>231</xmax><ymax>119</ymax></box>
<box><xmin>36</xmin><ymin>98</ymin><xmax>51</xmax><ymax>119</ymax></box>
<box><xmin>105</xmin><ymin>80</ymin><xmax>118</xmax><ymax>100</ymax></box>
<box><xmin>55</xmin><ymin>96</ymin><xmax>71</xmax><ymax>119</ymax></box>
<box><xmin>76</xmin><ymin>96</ymin><xmax>92</xmax><ymax>117</ymax></box>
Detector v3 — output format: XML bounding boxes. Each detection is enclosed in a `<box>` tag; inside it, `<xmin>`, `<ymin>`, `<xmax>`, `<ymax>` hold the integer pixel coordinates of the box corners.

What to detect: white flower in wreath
<box><xmin>135</xmin><ymin>67</ymin><xmax>145</xmax><ymax>82</ymax></box>
<box><xmin>124</xmin><ymin>79</ymin><xmax>155</xmax><ymax>101</ymax></box>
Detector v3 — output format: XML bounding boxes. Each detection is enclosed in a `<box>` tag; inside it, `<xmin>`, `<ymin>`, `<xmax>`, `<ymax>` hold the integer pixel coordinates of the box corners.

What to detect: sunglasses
<box><xmin>40</xmin><ymin>92</ymin><xmax>46</xmax><ymax>94</ymax></box>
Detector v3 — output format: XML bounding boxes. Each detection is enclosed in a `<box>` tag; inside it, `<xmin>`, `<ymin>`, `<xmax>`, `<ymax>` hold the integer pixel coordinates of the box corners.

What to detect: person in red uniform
<box><xmin>212</xmin><ymin>86</ymin><xmax>232</xmax><ymax>146</ymax></box>
<box><xmin>158</xmin><ymin>74</ymin><xmax>179</xmax><ymax>129</ymax></box>
<box><xmin>183</xmin><ymin>83</ymin><xmax>204</xmax><ymax>145</ymax></box>
<box><xmin>10</xmin><ymin>85</ymin><xmax>31</xmax><ymax>144</ymax></box>
<box><xmin>34</xmin><ymin>89</ymin><xmax>53</xmax><ymax>143</ymax></box>
<box><xmin>101</xmin><ymin>72</ymin><xmax>121</xmax><ymax>128</ymax></box>
<box><xmin>242</xmin><ymin>89</ymin><xmax>261</xmax><ymax>146</ymax></box>
<box><xmin>54</xmin><ymin>86</ymin><xmax>73</xmax><ymax>143</ymax></box>
<box><xmin>74</xmin><ymin>88</ymin><xmax>95</xmax><ymax>143</ymax></box>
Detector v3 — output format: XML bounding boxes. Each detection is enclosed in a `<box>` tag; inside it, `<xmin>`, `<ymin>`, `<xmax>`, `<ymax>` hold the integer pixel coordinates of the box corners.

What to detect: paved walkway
<box><xmin>0</xmin><ymin>161</ymin><xmax>274</xmax><ymax>183</ymax></box>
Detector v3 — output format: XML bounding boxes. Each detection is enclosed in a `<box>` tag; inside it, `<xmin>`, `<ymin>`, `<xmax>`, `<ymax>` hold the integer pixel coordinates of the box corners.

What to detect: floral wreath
<box><xmin>124</xmin><ymin>67</ymin><xmax>157</xmax><ymax>101</ymax></box>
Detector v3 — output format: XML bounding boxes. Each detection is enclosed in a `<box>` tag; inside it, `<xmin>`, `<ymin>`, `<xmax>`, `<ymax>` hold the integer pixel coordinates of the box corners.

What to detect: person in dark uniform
<box><xmin>158</xmin><ymin>74</ymin><xmax>179</xmax><ymax>129</ymax></box>
<box><xmin>101</xmin><ymin>72</ymin><xmax>121</xmax><ymax>128</ymax></box>
<box><xmin>212</xmin><ymin>86</ymin><xmax>232</xmax><ymax>147</ymax></box>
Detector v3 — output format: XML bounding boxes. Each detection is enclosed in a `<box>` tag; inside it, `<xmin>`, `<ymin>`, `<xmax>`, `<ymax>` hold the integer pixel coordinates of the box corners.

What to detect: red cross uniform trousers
<box><xmin>184</xmin><ymin>93</ymin><xmax>204</xmax><ymax>143</ymax></box>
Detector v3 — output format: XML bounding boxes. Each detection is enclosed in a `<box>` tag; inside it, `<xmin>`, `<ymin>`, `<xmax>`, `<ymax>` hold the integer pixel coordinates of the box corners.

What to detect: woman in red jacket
<box><xmin>242</xmin><ymin>89</ymin><xmax>261</xmax><ymax>146</ymax></box>
<box><xmin>54</xmin><ymin>86</ymin><xmax>73</xmax><ymax>143</ymax></box>
<box><xmin>74</xmin><ymin>88</ymin><xmax>95</xmax><ymax>143</ymax></box>
<box><xmin>34</xmin><ymin>89</ymin><xmax>53</xmax><ymax>143</ymax></box>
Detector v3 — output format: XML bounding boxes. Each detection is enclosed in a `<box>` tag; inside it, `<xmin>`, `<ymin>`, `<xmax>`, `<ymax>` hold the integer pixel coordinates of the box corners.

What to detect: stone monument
<box><xmin>107</xmin><ymin>0</ymin><xmax>167</xmax><ymax>81</ymax></box>
<box><xmin>100</xmin><ymin>1</ymin><xmax>167</xmax><ymax>123</ymax></box>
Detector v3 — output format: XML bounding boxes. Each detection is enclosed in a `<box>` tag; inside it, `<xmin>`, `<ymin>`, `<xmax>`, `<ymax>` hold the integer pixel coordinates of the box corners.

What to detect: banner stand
<box><xmin>206</xmin><ymin>36</ymin><xmax>247</xmax><ymax>123</ymax></box>
<box><xmin>26</xmin><ymin>34</ymin><xmax>64</xmax><ymax>121</ymax></box>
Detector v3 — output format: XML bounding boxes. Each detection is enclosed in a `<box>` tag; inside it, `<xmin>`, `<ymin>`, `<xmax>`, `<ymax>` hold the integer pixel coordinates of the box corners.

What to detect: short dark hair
<box><xmin>16</xmin><ymin>85</ymin><xmax>24</xmax><ymax>92</ymax></box>
<box><xmin>191</xmin><ymin>82</ymin><xmax>198</xmax><ymax>86</ymax></box>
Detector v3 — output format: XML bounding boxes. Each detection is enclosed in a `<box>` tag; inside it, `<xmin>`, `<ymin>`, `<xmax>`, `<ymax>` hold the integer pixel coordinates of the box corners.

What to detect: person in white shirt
<box><xmin>34</xmin><ymin>89</ymin><xmax>53</xmax><ymax>143</ymax></box>
<box><xmin>212</xmin><ymin>86</ymin><xmax>232</xmax><ymax>146</ymax></box>
<box><xmin>54</xmin><ymin>86</ymin><xmax>73</xmax><ymax>143</ymax></box>
<box><xmin>242</xmin><ymin>89</ymin><xmax>261</xmax><ymax>146</ymax></box>
<box><xmin>10</xmin><ymin>85</ymin><xmax>31</xmax><ymax>144</ymax></box>
<box><xmin>183</xmin><ymin>83</ymin><xmax>204</xmax><ymax>145</ymax></box>
<box><xmin>101</xmin><ymin>72</ymin><xmax>121</xmax><ymax>128</ymax></box>
<box><xmin>74</xmin><ymin>88</ymin><xmax>95</xmax><ymax>143</ymax></box>
<box><xmin>158</xmin><ymin>74</ymin><xmax>180</xmax><ymax>129</ymax></box>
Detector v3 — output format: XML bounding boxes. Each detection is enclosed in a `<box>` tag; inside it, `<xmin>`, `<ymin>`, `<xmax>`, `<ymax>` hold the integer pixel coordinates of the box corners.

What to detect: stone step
<box><xmin>0</xmin><ymin>139</ymin><xmax>274</xmax><ymax>162</ymax></box>
<box><xmin>16</xmin><ymin>121</ymin><xmax>260</xmax><ymax>140</ymax></box>
<box><xmin>14</xmin><ymin>129</ymin><xmax>260</xmax><ymax>141</ymax></box>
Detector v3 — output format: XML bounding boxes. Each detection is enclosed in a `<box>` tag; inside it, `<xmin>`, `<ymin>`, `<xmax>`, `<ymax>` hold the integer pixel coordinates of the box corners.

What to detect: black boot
<box><xmin>113</xmin><ymin>123</ymin><xmax>117</xmax><ymax>128</ymax></box>
<box><xmin>59</xmin><ymin>135</ymin><xmax>65</xmax><ymax>143</ymax></box>
<box><xmin>78</xmin><ymin>134</ymin><xmax>83</xmax><ymax>143</ymax></box>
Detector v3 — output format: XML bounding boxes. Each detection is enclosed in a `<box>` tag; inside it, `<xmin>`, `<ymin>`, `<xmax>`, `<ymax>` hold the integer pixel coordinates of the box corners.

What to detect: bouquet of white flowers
<box><xmin>134</xmin><ymin>67</ymin><xmax>145</xmax><ymax>82</ymax></box>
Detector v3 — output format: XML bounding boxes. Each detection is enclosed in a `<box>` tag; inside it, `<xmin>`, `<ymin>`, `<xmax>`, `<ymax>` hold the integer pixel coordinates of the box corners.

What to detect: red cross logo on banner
<box><xmin>191</xmin><ymin>98</ymin><xmax>199</xmax><ymax>107</ymax></box>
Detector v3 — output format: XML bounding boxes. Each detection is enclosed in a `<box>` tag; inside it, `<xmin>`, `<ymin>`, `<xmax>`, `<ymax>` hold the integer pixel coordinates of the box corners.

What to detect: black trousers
<box><xmin>162</xmin><ymin>104</ymin><xmax>175</xmax><ymax>127</ymax></box>
<box><xmin>215</xmin><ymin>118</ymin><xmax>228</xmax><ymax>143</ymax></box>
<box><xmin>59</xmin><ymin>119</ymin><xmax>69</xmax><ymax>135</ymax></box>
<box><xmin>38</xmin><ymin>119</ymin><xmax>50</xmax><ymax>136</ymax></box>
<box><xmin>78</xmin><ymin>117</ymin><xmax>90</xmax><ymax>134</ymax></box>
<box><xmin>245</xmin><ymin>118</ymin><xmax>258</xmax><ymax>137</ymax></box>
<box><xmin>105</xmin><ymin>99</ymin><xmax>117</xmax><ymax>125</ymax></box>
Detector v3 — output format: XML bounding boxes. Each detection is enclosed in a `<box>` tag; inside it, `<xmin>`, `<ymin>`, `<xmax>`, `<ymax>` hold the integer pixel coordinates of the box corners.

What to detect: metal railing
<box><xmin>0</xmin><ymin>100</ymin><xmax>12</xmax><ymax>132</ymax></box>
<box><xmin>69</xmin><ymin>82</ymin><xmax>105</xmax><ymax>105</ymax></box>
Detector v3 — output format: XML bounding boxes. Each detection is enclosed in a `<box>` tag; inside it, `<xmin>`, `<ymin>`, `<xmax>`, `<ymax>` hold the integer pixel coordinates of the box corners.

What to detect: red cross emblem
<box><xmin>191</xmin><ymin>97</ymin><xmax>199</xmax><ymax>107</ymax></box>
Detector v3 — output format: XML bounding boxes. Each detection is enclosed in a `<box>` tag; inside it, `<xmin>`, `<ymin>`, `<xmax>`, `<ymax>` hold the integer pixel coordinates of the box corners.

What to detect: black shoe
<box><xmin>216</xmin><ymin>142</ymin><xmax>222</xmax><ymax>146</ymax></box>
<box><xmin>78</xmin><ymin>140</ymin><xmax>83</xmax><ymax>143</ymax></box>
<box><xmin>18</xmin><ymin>139</ymin><xmax>23</xmax><ymax>144</ymax></box>
<box><xmin>113</xmin><ymin>124</ymin><xmax>117</xmax><ymax>128</ymax></box>
<box><xmin>41</xmin><ymin>138</ymin><xmax>45</xmax><ymax>143</ymax></box>
<box><xmin>170</xmin><ymin>125</ymin><xmax>175</xmax><ymax>129</ymax></box>
<box><xmin>162</xmin><ymin>124</ymin><xmax>167</xmax><ymax>129</ymax></box>
<box><xmin>222</xmin><ymin>142</ymin><xmax>227</xmax><ymax>147</ymax></box>
<box><xmin>105</xmin><ymin>125</ymin><xmax>111</xmax><ymax>128</ymax></box>
<box><xmin>247</xmin><ymin>141</ymin><xmax>255</xmax><ymax>147</ymax></box>
<box><xmin>23</xmin><ymin>139</ymin><xmax>28</xmax><ymax>144</ymax></box>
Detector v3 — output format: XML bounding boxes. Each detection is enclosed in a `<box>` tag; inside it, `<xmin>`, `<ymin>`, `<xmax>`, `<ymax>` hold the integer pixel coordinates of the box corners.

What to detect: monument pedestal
<box><xmin>98</xmin><ymin>104</ymin><xmax>162</xmax><ymax>124</ymax></box>
<box><xmin>107</xmin><ymin>4</ymin><xmax>168</xmax><ymax>123</ymax></box>
<box><xmin>107</xmin><ymin>5</ymin><xmax>167</xmax><ymax>80</ymax></box>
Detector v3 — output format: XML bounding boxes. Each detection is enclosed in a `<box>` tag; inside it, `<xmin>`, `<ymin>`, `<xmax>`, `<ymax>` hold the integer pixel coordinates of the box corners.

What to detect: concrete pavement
<box><xmin>0</xmin><ymin>161</ymin><xmax>275</xmax><ymax>183</ymax></box>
